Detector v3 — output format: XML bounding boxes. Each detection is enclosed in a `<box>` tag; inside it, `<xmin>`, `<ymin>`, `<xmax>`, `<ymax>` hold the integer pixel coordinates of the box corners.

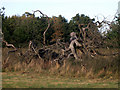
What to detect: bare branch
<box><xmin>43</xmin><ymin>23</ymin><xmax>50</xmax><ymax>45</ymax></box>
<box><xmin>33</xmin><ymin>10</ymin><xmax>50</xmax><ymax>45</ymax></box>
<box><xmin>3</xmin><ymin>40</ymin><xmax>17</xmax><ymax>54</ymax></box>
<box><xmin>28</xmin><ymin>41</ymin><xmax>43</xmax><ymax>60</ymax></box>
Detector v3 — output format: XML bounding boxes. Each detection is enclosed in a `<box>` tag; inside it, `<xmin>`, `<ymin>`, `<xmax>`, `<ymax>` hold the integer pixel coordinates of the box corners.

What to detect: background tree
<box><xmin>50</xmin><ymin>15</ymin><xmax>68</xmax><ymax>43</ymax></box>
<box><xmin>104</xmin><ymin>16</ymin><xmax>119</xmax><ymax>48</ymax></box>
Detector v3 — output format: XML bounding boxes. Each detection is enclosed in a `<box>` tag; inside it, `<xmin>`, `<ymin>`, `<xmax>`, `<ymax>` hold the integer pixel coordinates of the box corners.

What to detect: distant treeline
<box><xmin>1</xmin><ymin>10</ymin><xmax>120</xmax><ymax>48</ymax></box>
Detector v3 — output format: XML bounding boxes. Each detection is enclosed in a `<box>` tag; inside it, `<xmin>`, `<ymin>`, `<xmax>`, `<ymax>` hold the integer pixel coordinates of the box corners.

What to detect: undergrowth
<box><xmin>2</xmin><ymin>48</ymin><xmax>119</xmax><ymax>79</ymax></box>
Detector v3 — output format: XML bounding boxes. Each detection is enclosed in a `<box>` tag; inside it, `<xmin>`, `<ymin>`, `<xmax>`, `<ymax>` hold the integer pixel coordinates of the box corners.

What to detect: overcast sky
<box><xmin>0</xmin><ymin>0</ymin><xmax>119</xmax><ymax>21</ymax></box>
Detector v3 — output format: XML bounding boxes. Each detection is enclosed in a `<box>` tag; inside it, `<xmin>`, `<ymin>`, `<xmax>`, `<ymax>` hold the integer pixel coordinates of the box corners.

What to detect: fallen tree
<box><xmin>2</xmin><ymin>10</ymin><xmax>119</xmax><ymax>67</ymax></box>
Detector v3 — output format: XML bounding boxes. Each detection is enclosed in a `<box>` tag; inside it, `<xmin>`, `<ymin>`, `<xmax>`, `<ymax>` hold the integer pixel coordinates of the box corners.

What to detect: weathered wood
<box><xmin>3</xmin><ymin>40</ymin><xmax>17</xmax><ymax>54</ymax></box>
<box><xmin>62</xmin><ymin>32</ymin><xmax>82</xmax><ymax>60</ymax></box>
<box><xmin>3</xmin><ymin>40</ymin><xmax>16</xmax><ymax>50</ymax></box>
<box><xmin>28</xmin><ymin>41</ymin><xmax>43</xmax><ymax>60</ymax></box>
<box><xmin>33</xmin><ymin>10</ymin><xmax>50</xmax><ymax>45</ymax></box>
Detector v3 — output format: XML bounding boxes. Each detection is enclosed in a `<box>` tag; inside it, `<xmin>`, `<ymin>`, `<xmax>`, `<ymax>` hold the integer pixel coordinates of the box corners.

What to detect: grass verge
<box><xmin>2</xmin><ymin>72</ymin><xmax>119</xmax><ymax>88</ymax></box>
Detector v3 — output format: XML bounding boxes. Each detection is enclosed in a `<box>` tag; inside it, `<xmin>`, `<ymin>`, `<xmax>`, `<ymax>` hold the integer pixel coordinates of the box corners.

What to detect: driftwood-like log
<box><xmin>64</xmin><ymin>32</ymin><xmax>82</xmax><ymax>59</ymax></box>
<box><xmin>68</xmin><ymin>39</ymin><xmax>82</xmax><ymax>59</ymax></box>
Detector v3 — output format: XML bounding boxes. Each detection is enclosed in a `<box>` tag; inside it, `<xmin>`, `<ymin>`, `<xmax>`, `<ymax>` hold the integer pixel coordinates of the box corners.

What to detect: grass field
<box><xmin>2</xmin><ymin>72</ymin><xmax>119</xmax><ymax>88</ymax></box>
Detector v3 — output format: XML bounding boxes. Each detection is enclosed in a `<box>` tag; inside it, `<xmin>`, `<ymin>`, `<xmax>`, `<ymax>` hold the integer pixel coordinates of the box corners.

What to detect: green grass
<box><xmin>2</xmin><ymin>72</ymin><xmax>118</xmax><ymax>88</ymax></box>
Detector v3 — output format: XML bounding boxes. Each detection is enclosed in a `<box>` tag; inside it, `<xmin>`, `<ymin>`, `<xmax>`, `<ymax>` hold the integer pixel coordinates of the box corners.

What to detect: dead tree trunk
<box><xmin>68</xmin><ymin>39</ymin><xmax>82</xmax><ymax>59</ymax></box>
<box><xmin>63</xmin><ymin>32</ymin><xmax>82</xmax><ymax>60</ymax></box>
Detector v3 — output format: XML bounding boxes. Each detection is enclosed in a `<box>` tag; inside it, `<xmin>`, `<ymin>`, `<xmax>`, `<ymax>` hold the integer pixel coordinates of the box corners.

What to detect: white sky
<box><xmin>0</xmin><ymin>0</ymin><xmax>120</xmax><ymax>21</ymax></box>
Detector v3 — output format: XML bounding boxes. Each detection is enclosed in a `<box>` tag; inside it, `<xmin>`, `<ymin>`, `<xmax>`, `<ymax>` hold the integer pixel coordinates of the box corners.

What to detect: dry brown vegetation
<box><xmin>2</xmin><ymin>47</ymin><xmax>119</xmax><ymax>79</ymax></box>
